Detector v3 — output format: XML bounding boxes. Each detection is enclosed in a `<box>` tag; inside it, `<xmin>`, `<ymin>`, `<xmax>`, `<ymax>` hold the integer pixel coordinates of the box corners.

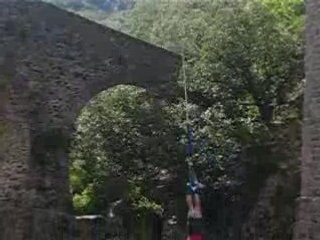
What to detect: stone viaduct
<box><xmin>294</xmin><ymin>1</ymin><xmax>320</xmax><ymax>239</ymax></box>
<box><xmin>0</xmin><ymin>1</ymin><xmax>180</xmax><ymax>239</ymax></box>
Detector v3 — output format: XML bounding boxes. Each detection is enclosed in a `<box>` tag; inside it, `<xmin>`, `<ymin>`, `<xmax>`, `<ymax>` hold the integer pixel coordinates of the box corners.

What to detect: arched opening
<box><xmin>69</xmin><ymin>84</ymin><xmax>184</xmax><ymax>240</ymax></box>
<box><xmin>0</xmin><ymin>3</ymin><xmax>180</xmax><ymax>239</ymax></box>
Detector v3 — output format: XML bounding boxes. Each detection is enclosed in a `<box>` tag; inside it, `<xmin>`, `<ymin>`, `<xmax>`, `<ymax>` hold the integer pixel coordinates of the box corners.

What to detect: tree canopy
<box><xmin>64</xmin><ymin>0</ymin><xmax>304</xmax><ymax>238</ymax></box>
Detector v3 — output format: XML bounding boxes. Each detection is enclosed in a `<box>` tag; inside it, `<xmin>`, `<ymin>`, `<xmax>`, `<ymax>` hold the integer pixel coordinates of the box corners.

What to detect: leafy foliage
<box><xmin>111</xmin><ymin>0</ymin><xmax>303</xmax><ymax>176</ymax></box>
<box><xmin>70</xmin><ymin>85</ymin><xmax>183</xmax><ymax>214</ymax></box>
<box><xmin>66</xmin><ymin>0</ymin><xmax>304</xmax><ymax>238</ymax></box>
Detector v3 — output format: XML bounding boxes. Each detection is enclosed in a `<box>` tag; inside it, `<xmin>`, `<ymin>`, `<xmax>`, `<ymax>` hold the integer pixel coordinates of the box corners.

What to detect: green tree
<box><xmin>113</xmin><ymin>0</ymin><xmax>303</xmax><ymax>161</ymax></box>
<box><xmin>261</xmin><ymin>0</ymin><xmax>304</xmax><ymax>34</ymax></box>
<box><xmin>106</xmin><ymin>1</ymin><xmax>303</xmax><ymax>238</ymax></box>
<box><xmin>67</xmin><ymin>0</ymin><xmax>304</xmax><ymax>238</ymax></box>
<box><xmin>70</xmin><ymin>85</ymin><xmax>183</xmax><ymax>214</ymax></box>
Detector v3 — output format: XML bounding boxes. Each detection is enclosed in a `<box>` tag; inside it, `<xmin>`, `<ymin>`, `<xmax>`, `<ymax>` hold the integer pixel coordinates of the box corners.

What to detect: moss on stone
<box><xmin>0</xmin><ymin>120</ymin><xmax>7</xmax><ymax>136</ymax></box>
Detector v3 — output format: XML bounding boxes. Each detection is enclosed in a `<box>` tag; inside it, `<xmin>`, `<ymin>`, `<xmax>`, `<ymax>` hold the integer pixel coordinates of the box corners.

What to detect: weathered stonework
<box><xmin>294</xmin><ymin>1</ymin><xmax>320</xmax><ymax>239</ymax></box>
<box><xmin>0</xmin><ymin>1</ymin><xmax>180</xmax><ymax>239</ymax></box>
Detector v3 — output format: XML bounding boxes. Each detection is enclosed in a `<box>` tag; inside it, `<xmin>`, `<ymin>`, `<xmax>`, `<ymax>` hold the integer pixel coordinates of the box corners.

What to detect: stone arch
<box><xmin>0</xmin><ymin>1</ymin><xmax>180</xmax><ymax>239</ymax></box>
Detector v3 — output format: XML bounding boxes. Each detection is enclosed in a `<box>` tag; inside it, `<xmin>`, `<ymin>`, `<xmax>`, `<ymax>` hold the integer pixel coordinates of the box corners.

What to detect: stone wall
<box><xmin>76</xmin><ymin>215</ymin><xmax>106</xmax><ymax>240</ymax></box>
<box><xmin>0</xmin><ymin>1</ymin><xmax>180</xmax><ymax>239</ymax></box>
<box><xmin>294</xmin><ymin>1</ymin><xmax>320</xmax><ymax>239</ymax></box>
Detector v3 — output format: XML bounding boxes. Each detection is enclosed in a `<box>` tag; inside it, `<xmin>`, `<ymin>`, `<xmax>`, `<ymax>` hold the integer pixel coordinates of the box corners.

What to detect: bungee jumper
<box><xmin>185</xmin><ymin>162</ymin><xmax>205</xmax><ymax>240</ymax></box>
<box><xmin>183</xmin><ymin>56</ymin><xmax>205</xmax><ymax>240</ymax></box>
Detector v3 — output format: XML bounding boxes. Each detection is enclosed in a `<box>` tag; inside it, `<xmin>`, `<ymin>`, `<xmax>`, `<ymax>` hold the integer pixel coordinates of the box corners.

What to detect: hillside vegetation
<box><xmin>45</xmin><ymin>0</ymin><xmax>305</xmax><ymax>239</ymax></box>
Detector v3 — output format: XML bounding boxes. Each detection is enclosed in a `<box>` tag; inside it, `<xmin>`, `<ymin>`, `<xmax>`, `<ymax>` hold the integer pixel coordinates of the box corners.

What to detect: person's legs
<box><xmin>193</xmin><ymin>193</ymin><xmax>202</xmax><ymax>218</ymax></box>
<box><xmin>186</xmin><ymin>167</ymin><xmax>204</xmax><ymax>239</ymax></box>
<box><xmin>186</xmin><ymin>193</ymin><xmax>196</xmax><ymax>219</ymax></box>
<box><xmin>193</xmin><ymin>194</ymin><xmax>202</xmax><ymax>218</ymax></box>
<box><xmin>186</xmin><ymin>167</ymin><xmax>203</xmax><ymax>218</ymax></box>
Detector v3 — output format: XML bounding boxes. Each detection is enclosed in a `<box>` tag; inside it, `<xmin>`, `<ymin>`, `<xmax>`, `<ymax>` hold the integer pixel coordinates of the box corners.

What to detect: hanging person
<box><xmin>185</xmin><ymin>166</ymin><xmax>205</xmax><ymax>240</ymax></box>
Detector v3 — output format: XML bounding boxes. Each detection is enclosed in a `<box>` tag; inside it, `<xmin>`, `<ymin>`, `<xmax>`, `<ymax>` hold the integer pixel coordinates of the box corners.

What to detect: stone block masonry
<box><xmin>0</xmin><ymin>1</ymin><xmax>180</xmax><ymax>239</ymax></box>
<box><xmin>294</xmin><ymin>0</ymin><xmax>320</xmax><ymax>239</ymax></box>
